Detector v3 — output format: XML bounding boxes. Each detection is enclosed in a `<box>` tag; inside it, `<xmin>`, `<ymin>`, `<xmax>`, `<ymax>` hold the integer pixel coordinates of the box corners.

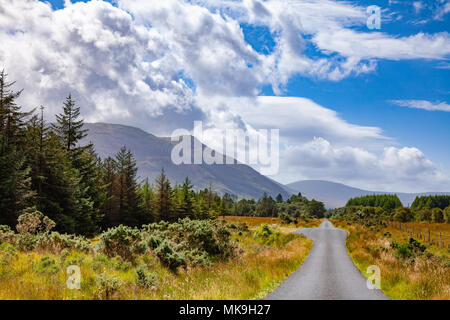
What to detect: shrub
<box><xmin>34</xmin><ymin>256</ymin><xmax>59</xmax><ymax>275</ymax></box>
<box><xmin>34</xmin><ymin>232</ymin><xmax>91</xmax><ymax>254</ymax></box>
<box><xmin>135</xmin><ymin>265</ymin><xmax>158</xmax><ymax>289</ymax></box>
<box><xmin>154</xmin><ymin>240</ymin><xmax>186</xmax><ymax>271</ymax></box>
<box><xmin>97</xmin><ymin>225</ymin><xmax>146</xmax><ymax>261</ymax></box>
<box><xmin>0</xmin><ymin>243</ymin><xmax>18</xmax><ymax>266</ymax></box>
<box><xmin>279</xmin><ymin>212</ymin><xmax>296</xmax><ymax>224</ymax></box>
<box><xmin>95</xmin><ymin>272</ymin><xmax>122</xmax><ymax>300</ymax></box>
<box><xmin>253</xmin><ymin>224</ymin><xmax>280</xmax><ymax>245</ymax></box>
<box><xmin>444</xmin><ymin>206</ymin><xmax>450</xmax><ymax>223</ymax></box>
<box><xmin>394</xmin><ymin>207</ymin><xmax>413</xmax><ymax>222</ymax></box>
<box><xmin>142</xmin><ymin>218</ymin><xmax>236</xmax><ymax>269</ymax></box>
<box><xmin>431</xmin><ymin>208</ymin><xmax>444</xmax><ymax>223</ymax></box>
<box><xmin>16</xmin><ymin>211</ymin><xmax>55</xmax><ymax>236</ymax></box>
<box><xmin>0</xmin><ymin>225</ymin><xmax>16</xmax><ymax>244</ymax></box>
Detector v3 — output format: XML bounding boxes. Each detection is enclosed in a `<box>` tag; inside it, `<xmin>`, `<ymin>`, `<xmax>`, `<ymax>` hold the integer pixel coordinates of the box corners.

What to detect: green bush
<box><xmin>0</xmin><ymin>225</ymin><xmax>16</xmax><ymax>244</ymax></box>
<box><xmin>97</xmin><ymin>225</ymin><xmax>146</xmax><ymax>261</ymax></box>
<box><xmin>135</xmin><ymin>265</ymin><xmax>158</xmax><ymax>289</ymax></box>
<box><xmin>16</xmin><ymin>211</ymin><xmax>55</xmax><ymax>236</ymax></box>
<box><xmin>431</xmin><ymin>208</ymin><xmax>444</xmax><ymax>223</ymax></box>
<box><xmin>142</xmin><ymin>218</ymin><xmax>236</xmax><ymax>269</ymax></box>
<box><xmin>95</xmin><ymin>272</ymin><xmax>122</xmax><ymax>300</ymax></box>
<box><xmin>34</xmin><ymin>256</ymin><xmax>59</xmax><ymax>275</ymax></box>
<box><xmin>0</xmin><ymin>243</ymin><xmax>18</xmax><ymax>266</ymax></box>
<box><xmin>154</xmin><ymin>240</ymin><xmax>186</xmax><ymax>271</ymax></box>
<box><xmin>279</xmin><ymin>212</ymin><xmax>296</xmax><ymax>224</ymax></box>
<box><xmin>253</xmin><ymin>224</ymin><xmax>280</xmax><ymax>245</ymax></box>
<box><xmin>34</xmin><ymin>232</ymin><xmax>91</xmax><ymax>254</ymax></box>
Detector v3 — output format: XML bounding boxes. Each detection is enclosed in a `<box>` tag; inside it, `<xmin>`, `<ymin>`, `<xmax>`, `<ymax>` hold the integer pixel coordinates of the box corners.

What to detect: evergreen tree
<box><xmin>0</xmin><ymin>71</ymin><xmax>34</xmax><ymax>226</ymax></box>
<box><xmin>52</xmin><ymin>94</ymin><xmax>88</xmax><ymax>152</ymax></box>
<box><xmin>138</xmin><ymin>178</ymin><xmax>155</xmax><ymax>224</ymax></box>
<box><xmin>52</xmin><ymin>95</ymin><xmax>105</xmax><ymax>235</ymax></box>
<box><xmin>115</xmin><ymin>147</ymin><xmax>141</xmax><ymax>226</ymax></box>
<box><xmin>155</xmin><ymin>168</ymin><xmax>173</xmax><ymax>221</ymax></box>
<box><xmin>100</xmin><ymin>157</ymin><xmax>119</xmax><ymax>228</ymax></box>
<box><xmin>276</xmin><ymin>193</ymin><xmax>283</xmax><ymax>203</ymax></box>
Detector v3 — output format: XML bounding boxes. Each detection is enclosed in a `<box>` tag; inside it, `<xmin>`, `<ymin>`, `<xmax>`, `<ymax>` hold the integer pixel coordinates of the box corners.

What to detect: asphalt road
<box><xmin>265</xmin><ymin>220</ymin><xmax>389</xmax><ymax>300</ymax></box>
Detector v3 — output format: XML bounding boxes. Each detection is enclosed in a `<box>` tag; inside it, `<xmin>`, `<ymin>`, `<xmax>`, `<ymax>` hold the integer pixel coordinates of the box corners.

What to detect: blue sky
<box><xmin>6</xmin><ymin>0</ymin><xmax>450</xmax><ymax>191</ymax></box>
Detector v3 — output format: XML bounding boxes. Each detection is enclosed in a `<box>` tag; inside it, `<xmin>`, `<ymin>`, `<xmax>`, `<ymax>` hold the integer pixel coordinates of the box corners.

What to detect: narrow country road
<box><xmin>265</xmin><ymin>220</ymin><xmax>389</xmax><ymax>300</ymax></box>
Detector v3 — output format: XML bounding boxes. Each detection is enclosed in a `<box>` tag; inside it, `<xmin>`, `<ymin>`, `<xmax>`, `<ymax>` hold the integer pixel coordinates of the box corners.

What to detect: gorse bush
<box><xmin>0</xmin><ymin>225</ymin><xmax>16</xmax><ymax>244</ymax></box>
<box><xmin>154</xmin><ymin>240</ymin><xmax>187</xmax><ymax>271</ymax></box>
<box><xmin>141</xmin><ymin>218</ymin><xmax>236</xmax><ymax>270</ymax></box>
<box><xmin>95</xmin><ymin>272</ymin><xmax>122</xmax><ymax>300</ymax></box>
<box><xmin>96</xmin><ymin>225</ymin><xmax>146</xmax><ymax>261</ymax></box>
<box><xmin>253</xmin><ymin>224</ymin><xmax>280</xmax><ymax>245</ymax></box>
<box><xmin>34</xmin><ymin>256</ymin><xmax>59</xmax><ymax>275</ymax></box>
<box><xmin>16</xmin><ymin>210</ymin><xmax>56</xmax><ymax>236</ymax></box>
<box><xmin>391</xmin><ymin>238</ymin><xmax>427</xmax><ymax>260</ymax></box>
<box><xmin>135</xmin><ymin>265</ymin><xmax>158</xmax><ymax>288</ymax></box>
<box><xmin>279</xmin><ymin>212</ymin><xmax>296</xmax><ymax>224</ymax></box>
<box><xmin>34</xmin><ymin>232</ymin><xmax>90</xmax><ymax>254</ymax></box>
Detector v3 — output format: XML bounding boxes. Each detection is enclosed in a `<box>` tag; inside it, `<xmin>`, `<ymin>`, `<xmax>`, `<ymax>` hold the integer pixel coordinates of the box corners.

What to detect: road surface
<box><xmin>265</xmin><ymin>220</ymin><xmax>389</xmax><ymax>300</ymax></box>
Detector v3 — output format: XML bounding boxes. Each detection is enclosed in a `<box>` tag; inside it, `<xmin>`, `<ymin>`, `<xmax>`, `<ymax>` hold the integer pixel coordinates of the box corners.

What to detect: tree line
<box><xmin>346</xmin><ymin>194</ymin><xmax>402</xmax><ymax>210</ymax></box>
<box><xmin>0</xmin><ymin>71</ymin><xmax>325</xmax><ymax>236</ymax></box>
<box><xmin>336</xmin><ymin>194</ymin><xmax>450</xmax><ymax>225</ymax></box>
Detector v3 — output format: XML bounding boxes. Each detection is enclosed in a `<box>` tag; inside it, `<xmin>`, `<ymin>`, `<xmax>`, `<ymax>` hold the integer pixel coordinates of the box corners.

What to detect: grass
<box><xmin>331</xmin><ymin>219</ymin><xmax>450</xmax><ymax>300</ymax></box>
<box><xmin>0</xmin><ymin>221</ymin><xmax>313</xmax><ymax>300</ymax></box>
<box><xmin>224</xmin><ymin>216</ymin><xmax>322</xmax><ymax>229</ymax></box>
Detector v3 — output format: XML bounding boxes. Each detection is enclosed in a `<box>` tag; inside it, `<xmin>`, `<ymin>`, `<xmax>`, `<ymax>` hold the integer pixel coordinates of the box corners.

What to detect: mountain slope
<box><xmin>83</xmin><ymin>123</ymin><xmax>289</xmax><ymax>199</ymax></box>
<box><xmin>286</xmin><ymin>180</ymin><xmax>450</xmax><ymax>209</ymax></box>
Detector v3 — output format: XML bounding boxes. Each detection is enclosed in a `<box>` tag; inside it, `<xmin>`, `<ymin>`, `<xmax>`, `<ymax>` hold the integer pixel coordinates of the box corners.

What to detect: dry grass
<box><xmin>0</xmin><ymin>223</ymin><xmax>313</xmax><ymax>300</ymax></box>
<box><xmin>224</xmin><ymin>216</ymin><xmax>322</xmax><ymax>229</ymax></box>
<box><xmin>385</xmin><ymin>221</ymin><xmax>450</xmax><ymax>254</ymax></box>
<box><xmin>331</xmin><ymin>220</ymin><xmax>450</xmax><ymax>300</ymax></box>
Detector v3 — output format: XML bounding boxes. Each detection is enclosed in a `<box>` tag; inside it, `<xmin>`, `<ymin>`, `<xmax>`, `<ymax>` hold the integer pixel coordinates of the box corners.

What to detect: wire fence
<box><xmin>387</xmin><ymin>220</ymin><xmax>450</xmax><ymax>249</ymax></box>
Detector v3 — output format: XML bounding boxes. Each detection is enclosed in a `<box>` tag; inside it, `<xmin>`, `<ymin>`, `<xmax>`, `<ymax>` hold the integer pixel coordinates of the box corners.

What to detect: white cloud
<box><xmin>413</xmin><ymin>1</ymin><xmax>424</xmax><ymax>14</ymax></box>
<box><xmin>280</xmin><ymin>138</ymin><xmax>450</xmax><ymax>193</ymax></box>
<box><xmin>0</xmin><ymin>0</ymin><xmax>449</xmax><ymax>192</ymax></box>
<box><xmin>391</xmin><ymin>100</ymin><xmax>450</xmax><ymax>112</ymax></box>
<box><xmin>0</xmin><ymin>0</ymin><xmax>195</xmax><ymax>131</ymax></box>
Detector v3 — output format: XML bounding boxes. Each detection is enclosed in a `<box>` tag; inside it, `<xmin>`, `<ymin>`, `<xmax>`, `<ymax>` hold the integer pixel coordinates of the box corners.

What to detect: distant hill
<box><xmin>82</xmin><ymin>123</ymin><xmax>289</xmax><ymax>200</ymax></box>
<box><xmin>286</xmin><ymin>180</ymin><xmax>450</xmax><ymax>209</ymax></box>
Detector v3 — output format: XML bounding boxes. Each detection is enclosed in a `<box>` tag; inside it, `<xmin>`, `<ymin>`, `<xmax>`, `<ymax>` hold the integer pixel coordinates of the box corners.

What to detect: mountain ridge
<box><xmin>82</xmin><ymin>122</ymin><xmax>290</xmax><ymax>200</ymax></box>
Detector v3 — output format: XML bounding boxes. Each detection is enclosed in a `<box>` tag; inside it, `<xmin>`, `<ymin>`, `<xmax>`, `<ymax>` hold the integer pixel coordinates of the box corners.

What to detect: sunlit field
<box><xmin>332</xmin><ymin>220</ymin><xmax>450</xmax><ymax>300</ymax></box>
<box><xmin>0</xmin><ymin>219</ymin><xmax>313</xmax><ymax>300</ymax></box>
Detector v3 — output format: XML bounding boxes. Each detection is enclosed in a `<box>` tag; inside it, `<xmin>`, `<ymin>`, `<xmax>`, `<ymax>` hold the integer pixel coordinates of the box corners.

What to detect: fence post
<box><xmin>440</xmin><ymin>232</ymin><xmax>442</xmax><ymax>248</ymax></box>
<box><xmin>428</xmin><ymin>229</ymin><xmax>431</xmax><ymax>243</ymax></box>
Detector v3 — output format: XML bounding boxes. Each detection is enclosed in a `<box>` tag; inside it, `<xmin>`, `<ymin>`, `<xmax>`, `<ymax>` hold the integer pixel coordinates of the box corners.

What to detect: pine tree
<box><xmin>101</xmin><ymin>157</ymin><xmax>117</xmax><ymax>227</ymax></box>
<box><xmin>115</xmin><ymin>147</ymin><xmax>141</xmax><ymax>226</ymax></box>
<box><xmin>138</xmin><ymin>178</ymin><xmax>155</xmax><ymax>224</ymax></box>
<box><xmin>52</xmin><ymin>94</ymin><xmax>88</xmax><ymax>152</ymax></box>
<box><xmin>52</xmin><ymin>95</ymin><xmax>106</xmax><ymax>235</ymax></box>
<box><xmin>0</xmin><ymin>70</ymin><xmax>35</xmax><ymax>226</ymax></box>
<box><xmin>155</xmin><ymin>168</ymin><xmax>173</xmax><ymax>221</ymax></box>
<box><xmin>180</xmin><ymin>177</ymin><xmax>194</xmax><ymax>218</ymax></box>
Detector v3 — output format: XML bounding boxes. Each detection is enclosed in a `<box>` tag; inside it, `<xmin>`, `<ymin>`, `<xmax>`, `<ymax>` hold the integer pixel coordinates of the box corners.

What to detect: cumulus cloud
<box><xmin>0</xmin><ymin>0</ymin><xmax>449</xmax><ymax>192</ymax></box>
<box><xmin>391</xmin><ymin>100</ymin><xmax>450</xmax><ymax>112</ymax></box>
<box><xmin>280</xmin><ymin>138</ymin><xmax>450</xmax><ymax>193</ymax></box>
<box><xmin>0</xmin><ymin>0</ymin><xmax>195</xmax><ymax>132</ymax></box>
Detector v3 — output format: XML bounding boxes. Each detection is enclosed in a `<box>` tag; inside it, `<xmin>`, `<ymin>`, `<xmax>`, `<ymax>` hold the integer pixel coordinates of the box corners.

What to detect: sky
<box><xmin>0</xmin><ymin>0</ymin><xmax>449</xmax><ymax>192</ymax></box>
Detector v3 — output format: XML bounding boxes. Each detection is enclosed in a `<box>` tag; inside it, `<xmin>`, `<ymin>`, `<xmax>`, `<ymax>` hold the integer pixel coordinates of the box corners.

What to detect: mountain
<box><xmin>286</xmin><ymin>180</ymin><xmax>450</xmax><ymax>209</ymax></box>
<box><xmin>82</xmin><ymin>123</ymin><xmax>289</xmax><ymax>199</ymax></box>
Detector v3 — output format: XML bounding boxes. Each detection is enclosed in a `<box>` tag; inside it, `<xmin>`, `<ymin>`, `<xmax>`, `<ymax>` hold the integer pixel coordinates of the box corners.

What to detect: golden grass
<box><xmin>224</xmin><ymin>216</ymin><xmax>322</xmax><ymax>229</ymax></box>
<box><xmin>0</xmin><ymin>226</ymin><xmax>313</xmax><ymax>300</ymax></box>
<box><xmin>331</xmin><ymin>220</ymin><xmax>450</xmax><ymax>300</ymax></box>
